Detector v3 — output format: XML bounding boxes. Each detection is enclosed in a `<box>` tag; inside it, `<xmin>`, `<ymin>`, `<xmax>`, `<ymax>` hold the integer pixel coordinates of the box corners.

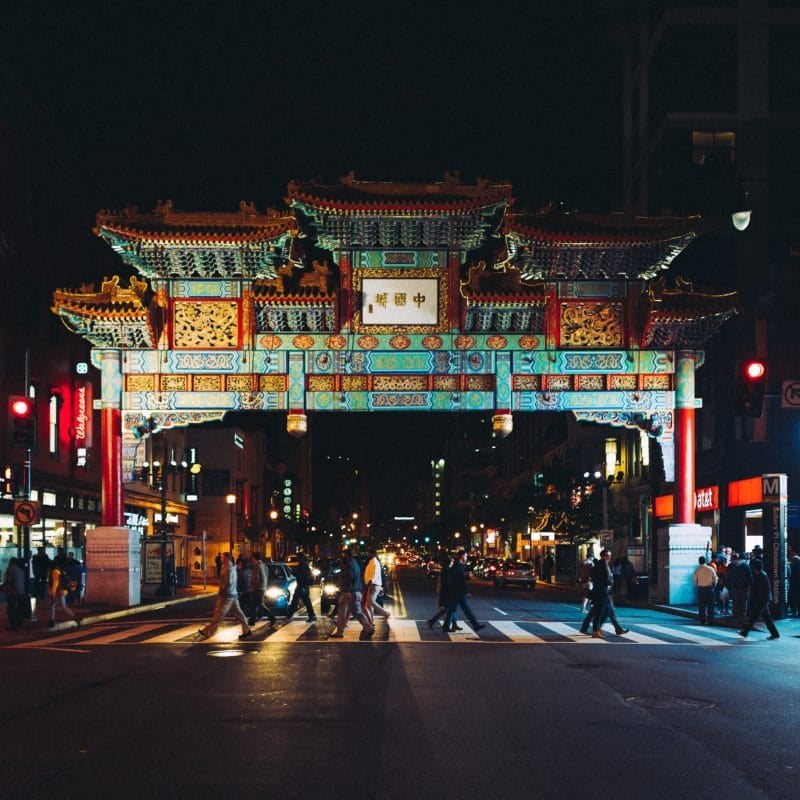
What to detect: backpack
<box><xmin>54</xmin><ymin>568</ymin><xmax>71</xmax><ymax>592</ymax></box>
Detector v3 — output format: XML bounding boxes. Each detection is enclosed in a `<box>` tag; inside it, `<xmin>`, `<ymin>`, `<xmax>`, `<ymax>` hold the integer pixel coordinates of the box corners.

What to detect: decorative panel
<box><xmin>259</xmin><ymin>375</ymin><xmax>288</xmax><ymax>392</ymax></box>
<box><xmin>465</xmin><ymin>375</ymin><xmax>494</xmax><ymax>391</ymax></box>
<box><xmin>575</xmin><ymin>375</ymin><xmax>604</xmax><ymax>391</ymax></box>
<box><xmin>643</xmin><ymin>374</ymin><xmax>671</xmax><ymax>390</ymax></box>
<box><xmin>173</xmin><ymin>301</ymin><xmax>239</xmax><ymax>349</ymax></box>
<box><xmin>373</xmin><ymin>375</ymin><xmax>428</xmax><ymax>391</ymax></box>
<box><xmin>609</xmin><ymin>374</ymin><xmax>638</xmax><ymax>390</ymax></box>
<box><xmin>127</xmin><ymin>375</ymin><xmax>156</xmax><ymax>392</ymax></box>
<box><xmin>193</xmin><ymin>375</ymin><xmax>223</xmax><ymax>391</ymax></box>
<box><xmin>227</xmin><ymin>375</ymin><xmax>255</xmax><ymax>392</ymax></box>
<box><xmin>559</xmin><ymin>302</ymin><xmax>623</xmax><ymax>348</ymax></box>
<box><xmin>161</xmin><ymin>375</ymin><xmax>189</xmax><ymax>391</ymax></box>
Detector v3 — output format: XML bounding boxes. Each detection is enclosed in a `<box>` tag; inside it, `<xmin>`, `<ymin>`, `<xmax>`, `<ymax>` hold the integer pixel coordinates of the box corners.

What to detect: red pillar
<box><xmin>101</xmin><ymin>406</ymin><xmax>124</xmax><ymax>526</ymax></box>
<box><xmin>674</xmin><ymin>351</ymin><xmax>696</xmax><ymax>524</ymax></box>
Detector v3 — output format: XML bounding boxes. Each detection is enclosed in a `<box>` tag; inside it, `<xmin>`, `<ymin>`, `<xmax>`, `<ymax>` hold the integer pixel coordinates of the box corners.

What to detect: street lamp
<box><xmin>226</xmin><ymin>493</ymin><xmax>236</xmax><ymax>554</ymax></box>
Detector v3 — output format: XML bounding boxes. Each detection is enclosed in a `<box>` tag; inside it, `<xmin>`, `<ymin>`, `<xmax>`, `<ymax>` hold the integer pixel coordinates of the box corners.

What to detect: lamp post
<box><xmin>155</xmin><ymin>440</ymin><xmax>173</xmax><ymax>597</ymax></box>
<box><xmin>226</xmin><ymin>493</ymin><xmax>236</xmax><ymax>554</ymax></box>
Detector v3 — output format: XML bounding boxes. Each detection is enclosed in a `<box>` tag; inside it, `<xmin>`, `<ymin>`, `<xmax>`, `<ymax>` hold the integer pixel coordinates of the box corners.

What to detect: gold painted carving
<box><xmin>161</xmin><ymin>375</ymin><xmax>188</xmax><ymax>391</ymax></box>
<box><xmin>227</xmin><ymin>375</ymin><xmax>254</xmax><ymax>392</ymax></box>
<box><xmin>259</xmin><ymin>375</ymin><xmax>288</xmax><ymax>392</ymax></box>
<box><xmin>173</xmin><ymin>301</ymin><xmax>239</xmax><ymax>349</ymax></box>
<box><xmin>560</xmin><ymin>302</ymin><xmax>623</xmax><ymax>348</ymax></box>
<box><xmin>127</xmin><ymin>375</ymin><xmax>155</xmax><ymax>392</ymax></box>
<box><xmin>193</xmin><ymin>375</ymin><xmax>223</xmax><ymax>391</ymax></box>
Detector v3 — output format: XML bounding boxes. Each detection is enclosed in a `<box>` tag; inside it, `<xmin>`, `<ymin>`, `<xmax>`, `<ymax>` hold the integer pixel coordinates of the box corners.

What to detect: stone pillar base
<box><xmin>85</xmin><ymin>526</ymin><xmax>141</xmax><ymax>607</ymax></box>
<box><xmin>660</xmin><ymin>523</ymin><xmax>712</xmax><ymax>606</ymax></box>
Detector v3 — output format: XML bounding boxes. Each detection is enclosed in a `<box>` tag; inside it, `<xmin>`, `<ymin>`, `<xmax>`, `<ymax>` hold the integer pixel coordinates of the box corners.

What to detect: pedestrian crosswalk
<box><xmin>4</xmin><ymin>618</ymin><xmax>753</xmax><ymax>650</ymax></box>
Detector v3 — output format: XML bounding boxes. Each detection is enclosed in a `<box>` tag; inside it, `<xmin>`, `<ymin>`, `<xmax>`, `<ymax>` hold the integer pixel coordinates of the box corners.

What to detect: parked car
<box><xmin>264</xmin><ymin>563</ymin><xmax>298</xmax><ymax>613</ymax></box>
<box><xmin>319</xmin><ymin>564</ymin><xmax>342</xmax><ymax>615</ymax></box>
<box><xmin>493</xmin><ymin>560</ymin><xmax>537</xmax><ymax>589</ymax></box>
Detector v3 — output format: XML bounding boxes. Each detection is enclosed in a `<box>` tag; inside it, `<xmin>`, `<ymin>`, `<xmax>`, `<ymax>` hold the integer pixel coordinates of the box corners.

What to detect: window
<box><xmin>691</xmin><ymin>131</ymin><xmax>735</xmax><ymax>166</ymax></box>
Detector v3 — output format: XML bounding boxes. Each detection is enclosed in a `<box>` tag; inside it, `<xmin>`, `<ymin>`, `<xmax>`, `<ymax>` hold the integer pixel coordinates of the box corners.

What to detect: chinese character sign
<box><xmin>361</xmin><ymin>278</ymin><xmax>438</xmax><ymax>325</ymax></box>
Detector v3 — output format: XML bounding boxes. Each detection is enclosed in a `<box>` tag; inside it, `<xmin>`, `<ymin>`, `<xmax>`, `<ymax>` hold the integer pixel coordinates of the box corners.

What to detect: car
<box><xmin>263</xmin><ymin>563</ymin><xmax>298</xmax><ymax>612</ymax></box>
<box><xmin>481</xmin><ymin>558</ymin><xmax>502</xmax><ymax>581</ymax></box>
<box><xmin>493</xmin><ymin>560</ymin><xmax>537</xmax><ymax>589</ymax></box>
<box><xmin>319</xmin><ymin>564</ymin><xmax>342</xmax><ymax>615</ymax></box>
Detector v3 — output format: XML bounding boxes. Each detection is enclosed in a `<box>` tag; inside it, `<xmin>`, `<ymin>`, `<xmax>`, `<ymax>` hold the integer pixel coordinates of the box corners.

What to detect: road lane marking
<box><xmin>387</xmin><ymin>619</ymin><xmax>421</xmax><ymax>641</ymax></box>
<box><xmin>80</xmin><ymin>623</ymin><xmax>166</xmax><ymax>644</ymax></box>
<box><xmin>641</xmin><ymin>624</ymin><xmax>734</xmax><ymax>645</ymax></box>
<box><xmin>491</xmin><ymin>621</ymin><xmax>546</xmax><ymax>643</ymax></box>
<box><xmin>493</xmin><ymin>607</ymin><xmax>509</xmax><ymax>616</ymax></box>
<box><xmin>537</xmin><ymin>621</ymin><xmax>606</xmax><ymax>642</ymax></box>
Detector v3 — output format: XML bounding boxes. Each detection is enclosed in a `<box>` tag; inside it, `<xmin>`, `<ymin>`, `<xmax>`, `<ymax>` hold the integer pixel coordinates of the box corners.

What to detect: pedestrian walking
<box><xmin>287</xmin><ymin>552</ymin><xmax>317</xmax><ymax>623</ymax></box>
<box><xmin>65</xmin><ymin>552</ymin><xmax>83</xmax><ymax>608</ymax></box>
<box><xmin>329</xmin><ymin>549</ymin><xmax>373</xmax><ymax>638</ymax></box>
<box><xmin>197</xmin><ymin>551</ymin><xmax>252</xmax><ymax>640</ymax></box>
<box><xmin>2</xmin><ymin>557</ymin><xmax>27</xmax><ymax>630</ymax></box>
<box><xmin>579</xmin><ymin>549</ymin><xmax>629</xmax><ymax>637</ymax></box>
<box><xmin>787</xmin><ymin>554</ymin><xmax>800</xmax><ymax>616</ymax></box>
<box><xmin>362</xmin><ymin>547</ymin><xmax>390</xmax><ymax>627</ymax></box>
<box><xmin>247</xmin><ymin>554</ymin><xmax>277</xmax><ymax>626</ymax></box>
<box><xmin>727</xmin><ymin>552</ymin><xmax>753</xmax><ymax>619</ymax></box>
<box><xmin>31</xmin><ymin>546</ymin><xmax>51</xmax><ymax>601</ymax></box>
<box><xmin>738</xmin><ymin>559</ymin><xmax>780</xmax><ymax>640</ymax></box>
<box><xmin>693</xmin><ymin>556</ymin><xmax>718</xmax><ymax>625</ymax></box>
<box><xmin>577</xmin><ymin>554</ymin><xmax>594</xmax><ymax>613</ymax></box>
<box><xmin>443</xmin><ymin>550</ymin><xmax>485</xmax><ymax>633</ymax></box>
<box><xmin>427</xmin><ymin>553</ymin><xmax>458</xmax><ymax>629</ymax></box>
<box><xmin>48</xmin><ymin>562</ymin><xmax>79</xmax><ymax>628</ymax></box>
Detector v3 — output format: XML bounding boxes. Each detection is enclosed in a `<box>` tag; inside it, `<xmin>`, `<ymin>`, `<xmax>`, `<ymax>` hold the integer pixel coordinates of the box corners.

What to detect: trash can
<box><xmin>175</xmin><ymin>566</ymin><xmax>189</xmax><ymax>588</ymax></box>
<box><xmin>628</xmin><ymin>575</ymin><xmax>649</xmax><ymax>600</ymax></box>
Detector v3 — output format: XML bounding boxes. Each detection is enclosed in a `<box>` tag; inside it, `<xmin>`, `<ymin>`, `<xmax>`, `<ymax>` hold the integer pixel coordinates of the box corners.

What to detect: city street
<box><xmin>2</xmin><ymin>566</ymin><xmax>798</xmax><ymax>800</ymax></box>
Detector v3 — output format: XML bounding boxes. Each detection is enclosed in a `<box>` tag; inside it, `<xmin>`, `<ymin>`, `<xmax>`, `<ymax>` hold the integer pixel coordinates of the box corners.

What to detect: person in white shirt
<box><xmin>692</xmin><ymin>556</ymin><xmax>718</xmax><ymax>625</ymax></box>
<box><xmin>362</xmin><ymin>548</ymin><xmax>390</xmax><ymax>627</ymax></box>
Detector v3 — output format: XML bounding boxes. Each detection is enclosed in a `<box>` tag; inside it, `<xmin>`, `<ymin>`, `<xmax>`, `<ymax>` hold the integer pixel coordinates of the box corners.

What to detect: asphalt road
<box><xmin>2</xmin><ymin>568</ymin><xmax>798</xmax><ymax>800</ymax></box>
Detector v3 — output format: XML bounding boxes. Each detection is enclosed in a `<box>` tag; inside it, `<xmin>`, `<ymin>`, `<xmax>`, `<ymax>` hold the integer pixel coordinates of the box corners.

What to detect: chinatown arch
<box><xmin>52</xmin><ymin>175</ymin><xmax>737</xmax><ymax>605</ymax></box>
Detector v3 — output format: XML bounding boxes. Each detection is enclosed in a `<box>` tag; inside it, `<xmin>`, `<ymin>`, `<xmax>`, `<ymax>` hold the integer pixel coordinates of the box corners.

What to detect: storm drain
<box><xmin>625</xmin><ymin>696</ymin><xmax>715</xmax><ymax>709</ymax></box>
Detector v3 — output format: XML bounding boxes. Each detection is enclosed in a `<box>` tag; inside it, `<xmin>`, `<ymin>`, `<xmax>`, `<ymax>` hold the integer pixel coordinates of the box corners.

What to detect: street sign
<box><xmin>13</xmin><ymin>500</ymin><xmax>40</xmax><ymax>526</ymax></box>
<box><xmin>781</xmin><ymin>380</ymin><xmax>800</xmax><ymax>409</ymax></box>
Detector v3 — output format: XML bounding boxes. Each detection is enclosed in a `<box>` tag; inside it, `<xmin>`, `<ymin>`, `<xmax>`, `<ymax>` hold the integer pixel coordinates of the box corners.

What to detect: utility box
<box><xmin>85</xmin><ymin>526</ymin><xmax>141</xmax><ymax>607</ymax></box>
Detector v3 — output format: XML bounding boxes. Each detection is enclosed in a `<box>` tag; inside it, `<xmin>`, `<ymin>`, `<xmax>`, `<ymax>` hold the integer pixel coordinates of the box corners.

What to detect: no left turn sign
<box><xmin>14</xmin><ymin>500</ymin><xmax>40</xmax><ymax>526</ymax></box>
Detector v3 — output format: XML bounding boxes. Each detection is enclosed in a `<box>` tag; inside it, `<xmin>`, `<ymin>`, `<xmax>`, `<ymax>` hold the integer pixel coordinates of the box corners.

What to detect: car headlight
<box><xmin>323</xmin><ymin>584</ymin><xmax>338</xmax><ymax>596</ymax></box>
<box><xmin>311</xmin><ymin>567</ymin><xmax>321</xmax><ymax>578</ymax></box>
<box><xmin>266</xmin><ymin>587</ymin><xmax>287</xmax><ymax>600</ymax></box>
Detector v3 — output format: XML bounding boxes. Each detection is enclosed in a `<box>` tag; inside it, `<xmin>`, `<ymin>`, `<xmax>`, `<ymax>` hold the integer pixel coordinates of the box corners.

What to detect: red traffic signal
<box><xmin>743</xmin><ymin>359</ymin><xmax>766</xmax><ymax>381</ymax></box>
<box><xmin>7</xmin><ymin>395</ymin><xmax>37</xmax><ymax>449</ymax></box>
<box><xmin>735</xmin><ymin>360</ymin><xmax>767</xmax><ymax>418</ymax></box>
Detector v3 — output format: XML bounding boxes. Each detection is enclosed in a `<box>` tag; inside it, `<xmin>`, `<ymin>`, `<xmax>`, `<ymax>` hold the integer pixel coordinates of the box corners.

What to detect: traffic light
<box><xmin>735</xmin><ymin>359</ymin><xmax>767</xmax><ymax>417</ymax></box>
<box><xmin>7</xmin><ymin>395</ymin><xmax>37</xmax><ymax>449</ymax></box>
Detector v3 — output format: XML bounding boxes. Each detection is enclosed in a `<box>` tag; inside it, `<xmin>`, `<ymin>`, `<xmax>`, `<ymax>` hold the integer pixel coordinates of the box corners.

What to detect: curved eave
<box><xmin>95</xmin><ymin>218</ymin><xmax>297</xmax><ymax>247</ymax></box>
<box><xmin>506</xmin><ymin>212</ymin><xmax>701</xmax><ymax>245</ymax></box>
<box><xmin>288</xmin><ymin>191</ymin><xmax>510</xmax><ymax>216</ymax></box>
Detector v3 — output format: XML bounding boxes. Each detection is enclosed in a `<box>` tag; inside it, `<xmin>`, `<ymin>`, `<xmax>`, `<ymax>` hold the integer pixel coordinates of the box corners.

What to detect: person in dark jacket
<box><xmin>726</xmin><ymin>552</ymin><xmax>753</xmax><ymax>619</ymax></box>
<box><xmin>738</xmin><ymin>559</ymin><xmax>780</xmax><ymax>639</ymax></box>
<box><xmin>287</xmin><ymin>552</ymin><xmax>317</xmax><ymax>623</ymax></box>
<box><xmin>329</xmin><ymin>549</ymin><xmax>373</xmax><ymax>638</ymax></box>
<box><xmin>579</xmin><ymin>549</ymin><xmax>629</xmax><ymax>638</ymax></box>
<box><xmin>427</xmin><ymin>553</ymin><xmax>459</xmax><ymax>630</ymax></box>
<box><xmin>247</xmin><ymin>554</ymin><xmax>276</xmax><ymax>626</ymax></box>
<box><xmin>442</xmin><ymin>550</ymin><xmax>484</xmax><ymax>633</ymax></box>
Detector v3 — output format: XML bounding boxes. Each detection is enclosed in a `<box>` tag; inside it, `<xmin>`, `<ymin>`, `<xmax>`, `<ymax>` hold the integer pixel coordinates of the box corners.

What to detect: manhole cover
<box><xmin>566</xmin><ymin>663</ymin><xmax>603</xmax><ymax>669</ymax></box>
<box><xmin>658</xmin><ymin>657</ymin><xmax>702</xmax><ymax>665</ymax></box>
<box><xmin>625</xmin><ymin>696</ymin><xmax>715</xmax><ymax>709</ymax></box>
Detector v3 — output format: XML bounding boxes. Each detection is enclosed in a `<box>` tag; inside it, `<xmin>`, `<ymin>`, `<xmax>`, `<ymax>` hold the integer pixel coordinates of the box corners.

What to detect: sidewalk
<box><xmin>0</xmin><ymin>583</ymin><xmax>217</xmax><ymax>643</ymax></box>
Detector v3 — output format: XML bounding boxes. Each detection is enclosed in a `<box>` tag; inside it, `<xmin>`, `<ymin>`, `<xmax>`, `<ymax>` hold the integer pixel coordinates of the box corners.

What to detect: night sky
<box><xmin>2</xmin><ymin>0</ymin><xmax>626</xmax><ymax>520</ymax></box>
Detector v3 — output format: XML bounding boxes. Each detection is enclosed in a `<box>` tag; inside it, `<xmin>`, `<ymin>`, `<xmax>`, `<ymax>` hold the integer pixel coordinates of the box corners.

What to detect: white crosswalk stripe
<box><xmin>6</xmin><ymin>620</ymin><xmax>746</xmax><ymax>649</ymax></box>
